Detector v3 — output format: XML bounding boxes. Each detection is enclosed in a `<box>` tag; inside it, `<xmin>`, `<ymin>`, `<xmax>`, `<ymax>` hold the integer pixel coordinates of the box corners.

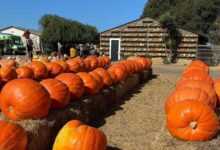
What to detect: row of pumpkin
<box><xmin>165</xmin><ymin>60</ymin><xmax>220</xmax><ymax>141</ymax></box>
<box><xmin>0</xmin><ymin>55</ymin><xmax>111</xmax><ymax>83</ymax></box>
<box><xmin>0</xmin><ymin>56</ymin><xmax>152</xmax><ymax>150</ymax></box>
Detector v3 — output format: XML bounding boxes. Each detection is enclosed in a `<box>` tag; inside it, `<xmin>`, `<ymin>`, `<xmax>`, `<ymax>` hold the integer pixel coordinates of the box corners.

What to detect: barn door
<box><xmin>109</xmin><ymin>38</ymin><xmax>121</xmax><ymax>61</ymax></box>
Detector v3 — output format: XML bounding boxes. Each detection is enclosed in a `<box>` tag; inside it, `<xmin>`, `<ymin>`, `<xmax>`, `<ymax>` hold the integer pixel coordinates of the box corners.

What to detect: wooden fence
<box><xmin>196</xmin><ymin>45</ymin><xmax>220</xmax><ymax>66</ymax></box>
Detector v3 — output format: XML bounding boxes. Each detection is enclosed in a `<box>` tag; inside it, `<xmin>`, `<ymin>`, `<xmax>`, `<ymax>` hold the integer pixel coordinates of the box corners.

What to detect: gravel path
<box><xmin>99</xmin><ymin>65</ymin><xmax>220</xmax><ymax>150</ymax></box>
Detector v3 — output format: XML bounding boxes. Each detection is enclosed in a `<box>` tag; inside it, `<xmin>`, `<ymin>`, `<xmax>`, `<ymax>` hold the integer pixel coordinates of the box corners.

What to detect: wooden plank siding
<box><xmin>100</xmin><ymin>17</ymin><xmax>198</xmax><ymax>59</ymax></box>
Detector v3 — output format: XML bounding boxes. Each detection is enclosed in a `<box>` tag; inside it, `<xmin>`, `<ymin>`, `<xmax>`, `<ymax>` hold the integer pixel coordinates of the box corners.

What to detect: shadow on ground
<box><xmin>107</xmin><ymin>146</ymin><xmax>122</xmax><ymax>150</ymax></box>
<box><xmin>91</xmin><ymin>74</ymin><xmax>158</xmax><ymax>127</ymax></box>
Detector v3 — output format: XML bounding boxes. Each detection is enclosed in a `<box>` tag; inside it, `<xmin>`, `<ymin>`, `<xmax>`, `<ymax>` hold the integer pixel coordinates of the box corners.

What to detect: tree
<box><xmin>39</xmin><ymin>14</ymin><xmax>98</xmax><ymax>52</ymax></box>
<box><xmin>141</xmin><ymin>0</ymin><xmax>220</xmax><ymax>44</ymax></box>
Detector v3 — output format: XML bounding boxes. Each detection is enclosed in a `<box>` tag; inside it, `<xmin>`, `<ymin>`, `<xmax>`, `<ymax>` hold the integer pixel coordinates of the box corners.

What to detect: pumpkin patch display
<box><xmin>167</xmin><ymin>100</ymin><xmax>219</xmax><ymax>141</ymax></box>
<box><xmin>40</xmin><ymin>79</ymin><xmax>70</xmax><ymax>109</ymax></box>
<box><xmin>16</xmin><ymin>66</ymin><xmax>34</xmax><ymax>79</ymax></box>
<box><xmin>0</xmin><ymin>120</ymin><xmax>28</xmax><ymax>150</ymax></box>
<box><xmin>56</xmin><ymin>73</ymin><xmax>85</xmax><ymax>100</ymax></box>
<box><xmin>77</xmin><ymin>72</ymin><xmax>99</xmax><ymax>95</ymax></box>
<box><xmin>0</xmin><ymin>79</ymin><xmax>51</xmax><ymax>120</ymax></box>
<box><xmin>53</xmin><ymin>120</ymin><xmax>107</xmax><ymax>150</ymax></box>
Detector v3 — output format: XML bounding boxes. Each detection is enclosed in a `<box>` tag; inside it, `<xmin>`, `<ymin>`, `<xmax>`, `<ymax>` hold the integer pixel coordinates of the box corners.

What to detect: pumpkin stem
<box><xmin>189</xmin><ymin>121</ymin><xmax>197</xmax><ymax>129</ymax></box>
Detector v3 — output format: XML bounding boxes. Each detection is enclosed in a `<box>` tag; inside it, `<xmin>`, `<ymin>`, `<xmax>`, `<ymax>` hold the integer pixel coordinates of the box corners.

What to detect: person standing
<box><xmin>57</xmin><ymin>41</ymin><xmax>63</xmax><ymax>59</ymax></box>
<box><xmin>23</xmin><ymin>30</ymin><xmax>33</xmax><ymax>61</ymax></box>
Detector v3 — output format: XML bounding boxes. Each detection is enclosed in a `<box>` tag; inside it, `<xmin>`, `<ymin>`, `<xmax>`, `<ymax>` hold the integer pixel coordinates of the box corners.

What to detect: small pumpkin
<box><xmin>40</xmin><ymin>79</ymin><xmax>70</xmax><ymax>109</ymax></box>
<box><xmin>0</xmin><ymin>66</ymin><xmax>17</xmax><ymax>82</ymax></box>
<box><xmin>165</xmin><ymin>87</ymin><xmax>215</xmax><ymax>114</ymax></box>
<box><xmin>167</xmin><ymin>100</ymin><xmax>219</xmax><ymax>141</ymax></box>
<box><xmin>0</xmin><ymin>120</ymin><xmax>27</xmax><ymax>150</ymax></box>
<box><xmin>53</xmin><ymin>120</ymin><xmax>107</xmax><ymax>150</ymax></box>
<box><xmin>56</xmin><ymin>73</ymin><xmax>85</xmax><ymax>100</ymax></box>
<box><xmin>16</xmin><ymin>66</ymin><xmax>34</xmax><ymax>79</ymax></box>
<box><xmin>27</xmin><ymin>61</ymin><xmax>48</xmax><ymax>80</ymax></box>
<box><xmin>94</xmin><ymin>68</ymin><xmax>113</xmax><ymax>87</ymax></box>
<box><xmin>0</xmin><ymin>79</ymin><xmax>51</xmax><ymax>120</ymax></box>
<box><xmin>46</xmin><ymin>62</ymin><xmax>63</xmax><ymax>77</ymax></box>
<box><xmin>0</xmin><ymin>59</ymin><xmax>17</xmax><ymax>68</ymax></box>
<box><xmin>77</xmin><ymin>72</ymin><xmax>99</xmax><ymax>95</ymax></box>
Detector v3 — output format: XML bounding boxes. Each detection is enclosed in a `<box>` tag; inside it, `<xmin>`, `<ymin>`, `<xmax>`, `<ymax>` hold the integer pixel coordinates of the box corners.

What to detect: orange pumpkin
<box><xmin>167</xmin><ymin>100</ymin><xmax>219</xmax><ymax>141</ymax></box>
<box><xmin>89</xmin><ymin>71</ymin><xmax>104</xmax><ymax>91</ymax></box>
<box><xmin>53</xmin><ymin>120</ymin><xmax>107</xmax><ymax>150</ymax></box>
<box><xmin>27</xmin><ymin>61</ymin><xmax>48</xmax><ymax>80</ymax></box>
<box><xmin>0</xmin><ymin>79</ymin><xmax>51</xmax><ymax>120</ymax></box>
<box><xmin>108</xmin><ymin>64</ymin><xmax>127</xmax><ymax>82</ymax></box>
<box><xmin>102</xmin><ymin>55</ymin><xmax>111</xmax><ymax>66</ymax></box>
<box><xmin>16</xmin><ymin>66</ymin><xmax>34</xmax><ymax>79</ymax></box>
<box><xmin>53</xmin><ymin>60</ymin><xmax>69</xmax><ymax>72</ymax></box>
<box><xmin>46</xmin><ymin>62</ymin><xmax>63</xmax><ymax>77</ymax></box>
<box><xmin>94</xmin><ymin>68</ymin><xmax>113</xmax><ymax>87</ymax></box>
<box><xmin>56</xmin><ymin>73</ymin><xmax>85</xmax><ymax>100</ymax></box>
<box><xmin>0</xmin><ymin>66</ymin><xmax>17</xmax><ymax>82</ymax></box>
<box><xmin>176</xmin><ymin>80</ymin><xmax>217</xmax><ymax>106</ymax></box>
<box><xmin>84</xmin><ymin>56</ymin><xmax>99</xmax><ymax>71</ymax></box>
<box><xmin>128</xmin><ymin>56</ymin><xmax>151</xmax><ymax>70</ymax></box>
<box><xmin>165</xmin><ymin>87</ymin><xmax>215</xmax><ymax>114</ymax></box>
<box><xmin>40</xmin><ymin>79</ymin><xmax>70</xmax><ymax>109</ymax></box>
<box><xmin>66</xmin><ymin>59</ymin><xmax>82</xmax><ymax>73</ymax></box>
<box><xmin>178</xmin><ymin>70</ymin><xmax>213</xmax><ymax>86</ymax></box>
<box><xmin>77</xmin><ymin>72</ymin><xmax>99</xmax><ymax>95</ymax></box>
<box><xmin>0</xmin><ymin>120</ymin><xmax>27</xmax><ymax>150</ymax></box>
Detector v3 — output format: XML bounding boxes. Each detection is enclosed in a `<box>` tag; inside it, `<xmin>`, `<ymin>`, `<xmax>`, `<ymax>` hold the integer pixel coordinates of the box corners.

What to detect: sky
<box><xmin>0</xmin><ymin>0</ymin><xmax>147</xmax><ymax>32</ymax></box>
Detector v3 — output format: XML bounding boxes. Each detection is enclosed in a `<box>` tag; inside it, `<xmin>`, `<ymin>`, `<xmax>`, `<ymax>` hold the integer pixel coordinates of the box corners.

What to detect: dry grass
<box><xmin>100</xmin><ymin>71</ymin><xmax>220</xmax><ymax>150</ymax></box>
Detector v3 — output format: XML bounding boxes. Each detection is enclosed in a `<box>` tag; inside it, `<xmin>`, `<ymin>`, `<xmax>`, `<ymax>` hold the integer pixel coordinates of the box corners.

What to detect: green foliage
<box><xmin>39</xmin><ymin>14</ymin><xmax>98</xmax><ymax>50</ymax></box>
<box><xmin>142</xmin><ymin>0</ymin><xmax>220</xmax><ymax>44</ymax></box>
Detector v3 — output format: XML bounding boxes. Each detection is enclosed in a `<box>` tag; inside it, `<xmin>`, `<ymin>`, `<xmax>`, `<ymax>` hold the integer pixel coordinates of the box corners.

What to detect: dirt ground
<box><xmin>99</xmin><ymin>64</ymin><xmax>220</xmax><ymax>150</ymax></box>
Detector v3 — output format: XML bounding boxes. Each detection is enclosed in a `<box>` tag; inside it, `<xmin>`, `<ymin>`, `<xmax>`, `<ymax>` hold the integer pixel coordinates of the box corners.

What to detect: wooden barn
<box><xmin>100</xmin><ymin>17</ymin><xmax>198</xmax><ymax>62</ymax></box>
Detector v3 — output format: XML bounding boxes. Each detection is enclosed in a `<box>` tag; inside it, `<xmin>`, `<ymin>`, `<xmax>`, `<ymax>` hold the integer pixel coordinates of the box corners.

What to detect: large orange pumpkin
<box><xmin>94</xmin><ymin>68</ymin><xmax>113</xmax><ymax>87</ymax></box>
<box><xmin>56</xmin><ymin>73</ymin><xmax>85</xmax><ymax>100</ymax></box>
<box><xmin>167</xmin><ymin>100</ymin><xmax>219</xmax><ymax>141</ymax></box>
<box><xmin>89</xmin><ymin>71</ymin><xmax>104</xmax><ymax>91</ymax></box>
<box><xmin>165</xmin><ymin>87</ymin><xmax>215</xmax><ymax>114</ymax></box>
<box><xmin>46</xmin><ymin>62</ymin><xmax>63</xmax><ymax>77</ymax></box>
<box><xmin>0</xmin><ymin>66</ymin><xmax>17</xmax><ymax>82</ymax></box>
<box><xmin>0</xmin><ymin>79</ymin><xmax>51</xmax><ymax>120</ymax></box>
<box><xmin>40</xmin><ymin>79</ymin><xmax>70</xmax><ymax>109</ymax></box>
<box><xmin>176</xmin><ymin>80</ymin><xmax>217</xmax><ymax>106</ymax></box>
<box><xmin>53</xmin><ymin>120</ymin><xmax>107</xmax><ymax>150</ymax></box>
<box><xmin>189</xmin><ymin>60</ymin><xmax>208</xmax><ymax>70</ymax></box>
<box><xmin>16</xmin><ymin>66</ymin><xmax>34</xmax><ymax>79</ymax></box>
<box><xmin>0</xmin><ymin>121</ymin><xmax>27</xmax><ymax>150</ymax></box>
<box><xmin>178</xmin><ymin>70</ymin><xmax>213</xmax><ymax>86</ymax></box>
<box><xmin>77</xmin><ymin>72</ymin><xmax>99</xmax><ymax>95</ymax></box>
<box><xmin>27</xmin><ymin>61</ymin><xmax>48</xmax><ymax>80</ymax></box>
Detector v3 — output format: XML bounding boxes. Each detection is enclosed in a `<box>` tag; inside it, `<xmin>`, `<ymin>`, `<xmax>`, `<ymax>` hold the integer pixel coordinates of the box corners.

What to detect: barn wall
<box><xmin>100</xmin><ymin>17</ymin><xmax>198</xmax><ymax>60</ymax></box>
